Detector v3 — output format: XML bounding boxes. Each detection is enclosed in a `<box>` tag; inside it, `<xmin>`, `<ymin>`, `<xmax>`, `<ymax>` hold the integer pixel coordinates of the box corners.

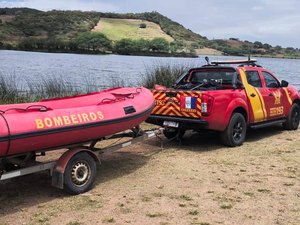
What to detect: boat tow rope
<box><xmin>0</xmin><ymin>105</ymin><xmax>49</xmax><ymax>156</ymax></box>
<box><xmin>0</xmin><ymin>112</ymin><xmax>11</xmax><ymax>156</ymax></box>
<box><xmin>99</xmin><ymin>88</ymin><xmax>142</xmax><ymax>105</ymax></box>
<box><xmin>0</xmin><ymin>105</ymin><xmax>49</xmax><ymax>114</ymax></box>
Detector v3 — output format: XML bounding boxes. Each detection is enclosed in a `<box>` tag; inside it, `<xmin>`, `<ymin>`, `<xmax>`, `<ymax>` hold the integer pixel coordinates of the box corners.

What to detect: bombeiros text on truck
<box><xmin>147</xmin><ymin>57</ymin><xmax>300</xmax><ymax>146</ymax></box>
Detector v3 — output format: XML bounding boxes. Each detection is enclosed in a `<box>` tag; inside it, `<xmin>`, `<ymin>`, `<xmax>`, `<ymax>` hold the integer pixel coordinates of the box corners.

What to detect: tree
<box><xmin>262</xmin><ymin>43</ymin><xmax>272</xmax><ymax>49</ymax></box>
<box><xmin>139</xmin><ymin>23</ymin><xmax>147</xmax><ymax>28</ymax></box>
<box><xmin>254</xmin><ymin>41</ymin><xmax>263</xmax><ymax>48</ymax></box>
<box><xmin>114</xmin><ymin>39</ymin><xmax>139</xmax><ymax>54</ymax></box>
<box><xmin>149</xmin><ymin>38</ymin><xmax>169</xmax><ymax>52</ymax></box>
<box><xmin>136</xmin><ymin>39</ymin><xmax>150</xmax><ymax>52</ymax></box>
<box><xmin>73</xmin><ymin>32</ymin><xmax>112</xmax><ymax>51</ymax></box>
<box><xmin>170</xmin><ymin>41</ymin><xmax>184</xmax><ymax>52</ymax></box>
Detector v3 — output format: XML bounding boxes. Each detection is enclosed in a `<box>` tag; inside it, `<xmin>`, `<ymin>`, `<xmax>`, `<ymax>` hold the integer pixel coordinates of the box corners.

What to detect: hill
<box><xmin>0</xmin><ymin>8</ymin><xmax>299</xmax><ymax>58</ymax></box>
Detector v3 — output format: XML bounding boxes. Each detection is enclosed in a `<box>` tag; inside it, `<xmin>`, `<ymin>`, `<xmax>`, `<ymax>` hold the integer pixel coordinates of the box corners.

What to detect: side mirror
<box><xmin>281</xmin><ymin>80</ymin><xmax>288</xmax><ymax>87</ymax></box>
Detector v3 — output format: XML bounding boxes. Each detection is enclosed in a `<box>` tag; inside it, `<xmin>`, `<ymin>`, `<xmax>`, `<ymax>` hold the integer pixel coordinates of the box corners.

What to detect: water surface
<box><xmin>0</xmin><ymin>50</ymin><xmax>299</xmax><ymax>90</ymax></box>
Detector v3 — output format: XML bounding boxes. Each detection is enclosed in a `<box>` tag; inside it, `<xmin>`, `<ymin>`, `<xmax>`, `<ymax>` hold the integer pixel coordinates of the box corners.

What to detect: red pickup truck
<box><xmin>146</xmin><ymin>58</ymin><xmax>300</xmax><ymax>146</ymax></box>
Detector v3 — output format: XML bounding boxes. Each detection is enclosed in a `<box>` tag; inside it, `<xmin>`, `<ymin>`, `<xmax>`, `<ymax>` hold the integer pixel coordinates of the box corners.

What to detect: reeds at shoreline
<box><xmin>141</xmin><ymin>63</ymin><xmax>194</xmax><ymax>89</ymax></box>
<box><xmin>0</xmin><ymin>63</ymin><xmax>193</xmax><ymax>104</ymax></box>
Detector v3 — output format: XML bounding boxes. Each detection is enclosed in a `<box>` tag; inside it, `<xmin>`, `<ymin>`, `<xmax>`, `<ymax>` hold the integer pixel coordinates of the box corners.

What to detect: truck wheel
<box><xmin>283</xmin><ymin>103</ymin><xmax>300</xmax><ymax>130</ymax></box>
<box><xmin>163</xmin><ymin>128</ymin><xmax>185</xmax><ymax>139</ymax></box>
<box><xmin>64</xmin><ymin>152</ymin><xmax>97</xmax><ymax>195</ymax></box>
<box><xmin>221</xmin><ymin>113</ymin><xmax>246</xmax><ymax>147</ymax></box>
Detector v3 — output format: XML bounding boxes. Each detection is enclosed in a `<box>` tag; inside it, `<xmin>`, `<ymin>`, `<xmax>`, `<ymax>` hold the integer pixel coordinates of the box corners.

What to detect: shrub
<box><xmin>141</xmin><ymin>63</ymin><xmax>193</xmax><ymax>88</ymax></box>
<box><xmin>139</xmin><ymin>23</ymin><xmax>147</xmax><ymax>28</ymax></box>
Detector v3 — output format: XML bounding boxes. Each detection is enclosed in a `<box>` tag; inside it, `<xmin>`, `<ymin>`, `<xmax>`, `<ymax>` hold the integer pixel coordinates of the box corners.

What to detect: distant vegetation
<box><xmin>0</xmin><ymin>7</ymin><xmax>299</xmax><ymax>58</ymax></box>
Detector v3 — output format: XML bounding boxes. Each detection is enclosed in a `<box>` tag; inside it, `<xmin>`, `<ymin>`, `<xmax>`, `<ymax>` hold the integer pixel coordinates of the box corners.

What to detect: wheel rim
<box><xmin>71</xmin><ymin>161</ymin><xmax>91</xmax><ymax>187</ymax></box>
<box><xmin>292</xmin><ymin>108</ymin><xmax>300</xmax><ymax>128</ymax></box>
<box><xmin>233</xmin><ymin>121</ymin><xmax>244</xmax><ymax>142</ymax></box>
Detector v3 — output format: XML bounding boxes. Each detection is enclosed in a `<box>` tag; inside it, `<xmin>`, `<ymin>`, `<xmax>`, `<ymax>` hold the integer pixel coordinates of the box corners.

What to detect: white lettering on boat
<box><xmin>35</xmin><ymin>111</ymin><xmax>105</xmax><ymax>129</ymax></box>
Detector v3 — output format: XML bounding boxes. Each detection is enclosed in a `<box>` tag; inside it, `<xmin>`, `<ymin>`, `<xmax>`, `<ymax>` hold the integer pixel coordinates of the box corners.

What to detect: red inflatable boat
<box><xmin>0</xmin><ymin>87</ymin><xmax>155</xmax><ymax>158</ymax></box>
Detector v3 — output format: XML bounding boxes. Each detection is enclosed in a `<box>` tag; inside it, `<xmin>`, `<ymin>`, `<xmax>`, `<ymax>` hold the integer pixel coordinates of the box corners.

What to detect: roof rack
<box><xmin>210</xmin><ymin>59</ymin><xmax>257</xmax><ymax>65</ymax></box>
<box><xmin>203</xmin><ymin>57</ymin><xmax>262</xmax><ymax>68</ymax></box>
<box><xmin>208</xmin><ymin>58</ymin><xmax>262</xmax><ymax>68</ymax></box>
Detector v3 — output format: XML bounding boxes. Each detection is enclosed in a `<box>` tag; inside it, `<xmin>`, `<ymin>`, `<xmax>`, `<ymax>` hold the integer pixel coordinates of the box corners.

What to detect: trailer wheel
<box><xmin>221</xmin><ymin>113</ymin><xmax>246</xmax><ymax>147</ymax></box>
<box><xmin>64</xmin><ymin>152</ymin><xmax>97</xmax><ymax>195</ymax></box>
<box><xmin>283</xmin><ymin>103</ymin><xmax>300</xmax><ymax>130</ymax></box>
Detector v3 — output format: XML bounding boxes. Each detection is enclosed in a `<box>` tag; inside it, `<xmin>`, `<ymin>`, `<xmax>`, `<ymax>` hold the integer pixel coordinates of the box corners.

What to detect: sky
<box><xmin>1</xmin><ymin>0</ymin><xmax>300</xmax><ymax>48</ymax></box>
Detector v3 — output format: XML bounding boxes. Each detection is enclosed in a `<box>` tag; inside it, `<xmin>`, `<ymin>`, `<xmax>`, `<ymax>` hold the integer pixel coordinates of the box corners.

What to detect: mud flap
<box><xmin>52</xmin><ymin>170</ymin><xmax>64</xmax><ymax>189</ymax></box>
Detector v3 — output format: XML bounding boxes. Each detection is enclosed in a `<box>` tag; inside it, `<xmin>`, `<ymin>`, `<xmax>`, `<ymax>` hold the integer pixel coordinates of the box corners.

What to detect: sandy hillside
<box><xmin>0</xmin><ymin>125</ymin><xmax>299</xmax><ymax>225</ymax></box>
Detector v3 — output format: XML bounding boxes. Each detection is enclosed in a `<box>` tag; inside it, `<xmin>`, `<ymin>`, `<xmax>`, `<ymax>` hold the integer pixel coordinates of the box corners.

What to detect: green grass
<box><xmin>94</xmin><ymin>18</ymin><xmax>174</xmax><ymax>42</ymax></box>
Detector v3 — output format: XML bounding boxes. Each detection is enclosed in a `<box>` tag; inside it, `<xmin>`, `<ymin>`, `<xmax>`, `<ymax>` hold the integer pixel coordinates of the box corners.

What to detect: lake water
<box><xmin>0</xmin><ymin>50</ymin><xmax>300</xmax><ymax>90</ymax></box>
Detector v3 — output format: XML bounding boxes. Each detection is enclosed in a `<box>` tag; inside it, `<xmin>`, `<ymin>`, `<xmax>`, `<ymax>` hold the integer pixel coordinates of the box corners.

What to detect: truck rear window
<box><xmin>190</xmin><ymin>69</ymin><xmax>237</xmax><ymax>85</ymax></box>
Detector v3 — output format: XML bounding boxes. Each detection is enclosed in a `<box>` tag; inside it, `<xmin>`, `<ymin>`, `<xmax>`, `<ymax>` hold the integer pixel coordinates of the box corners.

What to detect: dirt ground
<box><xmin>0</xmin><ymin>125</ymin><xmax>299</xmax><ymax>225</ymax></box>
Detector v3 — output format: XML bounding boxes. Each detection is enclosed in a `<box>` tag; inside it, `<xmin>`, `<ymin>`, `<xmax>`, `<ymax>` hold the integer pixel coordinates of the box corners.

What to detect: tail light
<box><xmin>201</xmin><ymin>94</ymin><xmax>214</xmax><ymax>116</ymax></box>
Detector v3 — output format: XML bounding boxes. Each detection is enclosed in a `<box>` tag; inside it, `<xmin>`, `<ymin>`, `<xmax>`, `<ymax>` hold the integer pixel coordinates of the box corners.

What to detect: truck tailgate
<box><xmin>151</xmin><ymin>90</ymin><xmax>202</xmax><ymax>118</ymax></box>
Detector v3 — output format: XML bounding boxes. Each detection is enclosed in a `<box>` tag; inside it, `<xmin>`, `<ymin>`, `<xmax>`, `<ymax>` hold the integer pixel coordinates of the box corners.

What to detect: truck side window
<box><xmin>262</xmin><ymin>72</ymin><xmax>280</xmax><ymax>88</ymax></box>
<box><xmin>245</xmin><ymin>71</ymin><xmax>262</xmax><ymax>88</ymax></box>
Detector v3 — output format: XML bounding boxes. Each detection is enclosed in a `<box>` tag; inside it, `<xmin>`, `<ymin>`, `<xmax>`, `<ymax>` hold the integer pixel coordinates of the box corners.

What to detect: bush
<box><xmin>139</xmin><ymin>23</ymin><xmax>147</xmax><ymax>28</ymax></box>
<box><xmin>73</xmin><ymin>32</ymin><xmax>112</xmax><ymax>52</ymax></box>
<box><xmin>149</xmin><ymin>38</ymin><xmax>169</xmax><ymax>52</ymax></box>
<box><xmin>141</xmin><ymin>63</ymin><xmax>193</xmax><ymax>88</ymax></box>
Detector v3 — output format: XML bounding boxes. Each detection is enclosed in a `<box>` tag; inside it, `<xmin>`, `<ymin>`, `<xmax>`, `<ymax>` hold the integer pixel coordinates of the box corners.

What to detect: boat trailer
<box><xmin>0</xmin><ymin>127</ymin><xmax>164</xmax><ymax>194</ymax></box>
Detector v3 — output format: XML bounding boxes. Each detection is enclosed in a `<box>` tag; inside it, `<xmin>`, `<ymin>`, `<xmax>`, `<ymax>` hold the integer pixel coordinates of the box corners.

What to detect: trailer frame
<box><xmin>0</xmin><ymin>127</ymin><xmax>163</xmax><ymax>194</ymax></box>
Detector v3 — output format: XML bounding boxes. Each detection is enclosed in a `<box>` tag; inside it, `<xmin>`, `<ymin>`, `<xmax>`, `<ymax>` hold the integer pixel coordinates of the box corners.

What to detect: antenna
<box><xmin>205</xmin><ymin>56</ymin><xmax>210</xmax><ymax>65</ymax></box>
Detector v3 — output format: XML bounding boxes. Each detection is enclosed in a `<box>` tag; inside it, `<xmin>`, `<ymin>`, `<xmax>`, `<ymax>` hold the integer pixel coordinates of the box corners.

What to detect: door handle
<box><xmin>250</xmin><ymin>93</ymin><xmax>256</xmax><ymax>97</ymax></box>
<box><xmin>269</xmin><ymin>93</ymin><xmax>274</xmax><ymax>97</ymax></box>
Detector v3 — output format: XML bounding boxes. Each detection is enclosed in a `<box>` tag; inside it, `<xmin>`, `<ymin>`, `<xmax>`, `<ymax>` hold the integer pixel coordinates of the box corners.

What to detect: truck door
<box><xmin>239</xmin><ymin>69</ymin><xmax>267</xmax><ymax>123</ymax></box>
<box><xmin>259</xmin><ymin>71</ymin><xmax>288</xmax><ymax>119</ymax></box>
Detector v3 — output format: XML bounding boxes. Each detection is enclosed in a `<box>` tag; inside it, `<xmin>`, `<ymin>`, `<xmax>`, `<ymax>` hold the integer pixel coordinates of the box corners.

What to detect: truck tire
<box><xmin>64</xmin><ymin>152</ymin><xmax>97</xmax><ymax>195</ymax></box>
<box><xmin>221</xmin><ymin>113</ymin><xmax>246</xmax><ymax>147</ymax></box>
<box><xmin>283</xmin><ymin>103</ymin><xmax>300</xmax><ymax>130</ymax></box>
<box><xmin>163</xmin><ymin>128</ymin><xmax>185</xmax><ymax>139</ymax></box>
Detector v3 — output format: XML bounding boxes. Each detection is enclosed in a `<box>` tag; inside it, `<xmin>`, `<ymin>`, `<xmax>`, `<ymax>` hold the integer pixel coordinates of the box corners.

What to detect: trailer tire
<box><xmin>283</xmin><ymin>103</ymin><xmax>300</xmax><ymax>130</ymax></box>
<box><xmin>221</xmin><ymin>113</ymin><xmax>246</xmax><ymax>147</ymax></box>
<box><xmin>64</xmin><ymin>152</ymin><xmax>97</xmax><ymax>195</ymax></box>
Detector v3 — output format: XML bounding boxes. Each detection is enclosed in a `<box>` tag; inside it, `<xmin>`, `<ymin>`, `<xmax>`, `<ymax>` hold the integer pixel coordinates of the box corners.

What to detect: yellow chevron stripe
<box><xmin>155</xmin><ymin>106</ymin><xmax>168</xmax><ymax>115</ymax></box>
<box><xmin>255</xmin><ymin>87</ymin><xmax>267</xmax><ymax>118</ymax></box>
<box><xmin>283</xmin><ymin>88</ymin><xmax>293</xmax><ymax>105</ymax></box>
<box><xmin>239</xmin><ymin>69</ymin><xmax>265</xmax><ymax>122</ymax></box>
